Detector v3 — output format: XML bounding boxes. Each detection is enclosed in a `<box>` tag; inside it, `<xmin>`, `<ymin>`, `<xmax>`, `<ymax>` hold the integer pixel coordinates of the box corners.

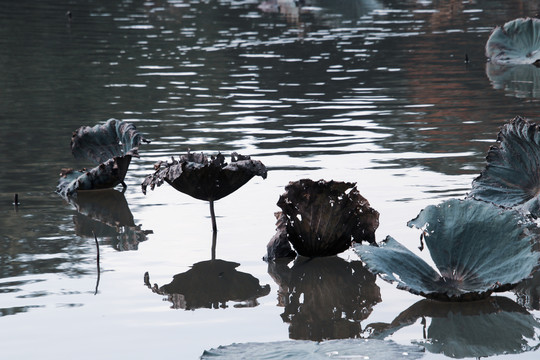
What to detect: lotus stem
<box><xmin>209</xmin><ymin>199</ymin><xmax>218</xmax><ymax>233</ymax></box>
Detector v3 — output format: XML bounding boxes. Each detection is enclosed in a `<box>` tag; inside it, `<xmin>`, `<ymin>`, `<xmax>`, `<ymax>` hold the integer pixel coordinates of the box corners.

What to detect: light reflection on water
<box><xmin>1</xmin><ymin>0</ymin><xmax>540</xmax><ymax>358</ymax></box>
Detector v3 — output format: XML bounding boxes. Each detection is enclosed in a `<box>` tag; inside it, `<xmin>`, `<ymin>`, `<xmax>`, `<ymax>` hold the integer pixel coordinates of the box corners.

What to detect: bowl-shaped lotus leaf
<box><xmin>268</xmin><ymin>256</ymin><xmax>381</xmax><ymax>341</ymax></box>
<box><xmin>146</xmin><ymin>259</ymin><xmax>270</xmax><ymax>310</ymax></box>
<box><xmin>486</xmin><ymin>17</ymin><xmax>540</xmax><ymax>65</ymax></box>
<box><xmin>57</xmin><ymin>119</ymin><xmax>148</xmax><ymax>197</ymax></box>
<box><xmin>141</xmin><ymin>151</ymin><xmax>267</xmax><ymax>201</ymax></box>
<box><xmin>354</xmin><ymin>198</ymin><xmax>539</xmax><ymax>301</ymax></box>
<box><xmin>201</xmin><ymin>338</ymin><xmax>424</xmax><ymax>360</ymax></box>
<box><xmin>276</xmin><ymin>179</ymin><xmax>379</xmax><ymax>257</ymax></box>
<box><xmin>468</xmin><ymin>116</ymin><xmax>540</xmax><ymax>216</ymax></box>
<box><xmin>366</xmin><ymin>296</ymin><xmax>540</xmax><ymax>358</ymax></box>
<box><xmin>486</xmin><ymin>62</ymin><xmax>540</xmax><ymax>98</ymax></box>
<box><xmin>71</xmin><ymin>118</ymin><xmax>148</xmax><ymax>163</ymax></box>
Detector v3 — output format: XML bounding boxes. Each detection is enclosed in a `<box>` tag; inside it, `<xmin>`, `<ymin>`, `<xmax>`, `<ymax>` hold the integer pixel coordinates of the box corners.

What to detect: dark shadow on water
<box><xmin>145</xmin><ymin>232</ymin><xmax>270</xmax><ymax>310</ymax></box>
<box><xmin>515</xmin><ymin>268</ymin><xmax>540</xmax><ymax>311</ymax></box>
<box><xmin>67</xmin><ymin>189</ymin><xmax>152</xmax><ymax>251</ymax></box>
<box><xmin>365</xmin><ymin>296</ymin><xmax>540</xmax><ymax>358</ymax></box>
<box><xmin>268</xmin><ymin>256</ymin><xmax>381</xmax><ymax>341</ymax></box>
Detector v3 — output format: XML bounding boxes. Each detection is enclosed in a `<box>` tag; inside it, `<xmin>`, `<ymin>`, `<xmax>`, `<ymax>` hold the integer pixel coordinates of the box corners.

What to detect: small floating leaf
<box><xmin>201</xmin><ymin>338</ymin><xmax>424</xmax><ymax>360</ymax></box>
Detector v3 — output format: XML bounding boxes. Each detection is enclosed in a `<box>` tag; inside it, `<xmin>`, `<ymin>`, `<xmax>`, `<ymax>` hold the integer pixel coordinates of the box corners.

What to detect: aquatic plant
<box><xmin>141</xmin><ymin>151</ymin><xmax>267</xmax><ymax>232</ymax></box>
<box><xmin>366</xmin><ymin>297</ymin><xmax>540</xmax><ymax>358</ymax></box>
<box><xmin>486</xmin><ymin>17</ymin><xmax>540</xmax><ymax>65</ymax></box>
<box><xmin>57</xmin><ymin>119</ymin><xmax>149</xmax><ymax>197</ymax></box>
<box><xmin>468</xmin><ymin>116</ymin><xmax>540</xmax><ymax>216</ymax></box>
<box><xmin>144</xmin><ymin>259</ymin><xmax>270</xmax><ymax>310</ymax></box>
<box><xmin>273</xmin><ymin>179</ymin><xmax>379</xmax><ymax>258</ymax></box>
<box><xmin>201</xmin><ymin>338</ymin><xmax>424</xmax><ymax>359</ymax></box>
<box><xmin>268</xmin><ymin>256</ymin><xmax>380</xmax><ymax>341</ymax></box>
<box><xmin>355</xmin><ymin>198</ymin><xmax>539</xmax><ymax>301</ymax></box>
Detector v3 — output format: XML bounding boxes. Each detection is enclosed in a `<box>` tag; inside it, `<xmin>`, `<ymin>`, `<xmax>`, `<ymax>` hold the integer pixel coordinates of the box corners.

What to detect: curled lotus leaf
<box><xmin>71</xmin><ymin>118</ymin><xmax>148</xmax><ymax>164</ymax></box>
<box><xmin>141</xmin><ymin>151</ymin><xmax>267</xmax><ymax>201</ymax></box>
<box><xmin>276</xmin><ymin>179</ymin><xmax>379</xmax><ymax>257</ymax></box>
<box><xmin>468</xmin><ymin>116</ymin><xmax>540</xmax><ymax>215</ymax></box>
<box><xmin>201</xmin><ymin>338</ymin><xmax>424</xmax><ymax>360</ymax></box>
<box><xmin>355</xmin><ymin>199</ymin><xmax>539</xmax><ymax>301</ymax></box>
<box><xmin>57</xmin><ymin>119</ymin><xmax>148</xmax><ymax>197</ymax></box>
<box><xmin>486</xmin><ymin>17</ymin><xmax>540</xmax><ymax>65</ymax></box>
<box><xmin>145</xmin><ymin>259</ymin><xmax>270</xmax><ymax>310</ymax></box>
<box><xmin>57</xmin><ymin>156</ymin><xmax>132</xmax><ymax>197</ymax></box>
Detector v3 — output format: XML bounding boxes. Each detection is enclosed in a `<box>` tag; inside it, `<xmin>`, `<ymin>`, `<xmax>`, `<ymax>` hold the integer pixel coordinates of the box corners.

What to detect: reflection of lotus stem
<box><xmin>209</xmin><ymin>199</ymin><xmax>217</xmax><ymax>233</ymax></box>
<box><xmin>92</xmin><ymin>231</ymin><xmax>101</xmax><ymax>296</ymax></box>
<box><xmin>211</xmin><ymin>231</ymin><xmax>217</xmax><ymax>261</ymax></box>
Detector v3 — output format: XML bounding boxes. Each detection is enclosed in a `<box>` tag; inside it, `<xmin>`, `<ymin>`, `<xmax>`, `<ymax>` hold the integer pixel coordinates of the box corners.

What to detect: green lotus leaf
<box><xmin>486</xmin><ymin>18</ymin><xmax>540</xmax><ymax>65</ymax></box>
<box><xmin>468</xmin><ymin>116</ymin><xmax>540</xmax><ymax>215</ymax></box>
<box><xmin>355</xmin><ymin>199</ymin><xmax>539</xmax><ymax>301</ymax></box>
<box><xmin>201</xmin><ymin>338</ymin><xmax>424</xmax><ymax>359</ymax></box>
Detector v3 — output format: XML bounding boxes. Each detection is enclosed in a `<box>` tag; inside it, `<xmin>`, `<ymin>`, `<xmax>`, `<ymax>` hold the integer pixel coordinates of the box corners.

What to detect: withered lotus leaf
<box><xmin>355</xmin><ymin>199</ymin><xmax>539</xmax><ymax>301</ymax></box>
<box><xmin>468</xmin><ymin>116</ymin><xmax>540</xmax><ymax>216</ymax></box>
<box><xmin>141</xmin><ymin>151</ymin><xmax>267</xmax><ymax>201</ymax></box>
<box><xmin>57</xmin><ymin>119</ymin><xmax>148</xmax><ymax>197</ymax></box>
<box><xmin>486</xmin><ymin>18</ymin><xmax>540</xmax><ymax>65</ymax></box>
<box><xmin>276</xmin><ymin>179</ymin><xmax>379</xmax><ymax>257</ymax></box>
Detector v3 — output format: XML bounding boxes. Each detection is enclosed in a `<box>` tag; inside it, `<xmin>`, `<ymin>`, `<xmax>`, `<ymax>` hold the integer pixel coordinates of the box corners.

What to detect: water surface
<box><xmin>1</xmin><ymin>0</ymin><xmax>540</xmax><ymax>359</ymax></box>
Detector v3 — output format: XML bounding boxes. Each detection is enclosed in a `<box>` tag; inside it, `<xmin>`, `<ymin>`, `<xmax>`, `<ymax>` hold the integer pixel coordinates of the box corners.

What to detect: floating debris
<box><xmin>469</xmin><ymin>116</ymin><xmax>540</xmax><ymax>216</ymax></box>
<box><xmin>141</xmin><ymin>151</ymin><xmax>267</xmax><ymax>232</ymax></box>
<box><xmin>355</xmin><ymin>199</ymin><xmax>539</xmax><ymax>301</ymax></box>
<box><xmin>272</xmin><ymin>179</ymin><xmax>379</xmax><ymax>258</ymax></box>
<box><xmin>486</xmin><ymin>17</ymin><xmax>540</xmax><ymax>65</ymax></box>
<box><xmin>57</xmin><ymin>119</ymin><xmax>149</xmax><ymax>197</ymax></box>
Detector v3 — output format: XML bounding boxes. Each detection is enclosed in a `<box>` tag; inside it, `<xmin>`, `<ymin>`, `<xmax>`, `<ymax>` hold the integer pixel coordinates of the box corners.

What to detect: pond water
<box><xmin>1</xmin><ymin>0</ymin><xmax>540</xmax><ymax>358</ymax></box>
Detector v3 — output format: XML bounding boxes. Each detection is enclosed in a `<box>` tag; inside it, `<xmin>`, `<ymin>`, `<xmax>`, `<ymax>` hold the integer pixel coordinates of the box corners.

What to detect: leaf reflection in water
<box><xmin>66</xmin><ymin>189</ymin><xmax>152</xmax><ymax>251</ymax></box>
<box><xmin>366</xmin><ymin>296</ymin><xmax>540</xmax><ymax>358</ymax></box>
<box><xmin>268</xmin><ymin>256</ymin><xmax>381</xmax><ymax>341</ymax></box>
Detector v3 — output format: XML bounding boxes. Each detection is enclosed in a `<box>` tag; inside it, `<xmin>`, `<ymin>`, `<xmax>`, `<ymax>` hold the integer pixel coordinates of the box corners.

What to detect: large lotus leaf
<box><xmin>57</xmin><ymin>156</ymin><xmax>132</xmax><ymax>197</ymax></box>
<box><xmin>366</xmin><ymin>297</ymin><xmax>540</xmax><ymax>358</ymax></box>
<box><xmin>71</xmin><ymin>119</ymin><xmax>148</xmax><ymax>164</ymax></box>
<box><xmin>276</xmin><ymin>179</ymin><xmax>379</xmax><ymax>257</ymax></box>
<box><xmin>141</xmin><ymin>152</ymin><xmax>267</xmax><ymax>201</ymax></box>
<box><xmin>267</xmin><ymin>256</ymin><xmax>381</xmax><ymax>341</ymax></box>
<box><xmin>514</xmin><ymin>268</ymin><xmax>540</xmax><ymax>310</ymax></box>
<box><xmin>486</xmin><ymin>62</ymin><xmax>540</xmax><ymax>98</ymax></box>
<box><xmin>356</xmin><ymin>199</ymin><xmax>539</xmax><ymax>301</ymax></box>
<box><xmin>468</xmin><ymin>116</ymin><xmax>540</xmax><ymax>215</ymax></box>
<box><xmin>201</xmin><ymin>338</ymin><xmax>424</xmax><ymax>360</ymax></box>
<box><xmin>146</xmin><ymin>259</ymin><xmax>270</xmax><ymax>310</ymax></box>
<box><xmin>486</xmin><ymin>18</ymin><xmax>540</xmax><ymax>65</ymax></box>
